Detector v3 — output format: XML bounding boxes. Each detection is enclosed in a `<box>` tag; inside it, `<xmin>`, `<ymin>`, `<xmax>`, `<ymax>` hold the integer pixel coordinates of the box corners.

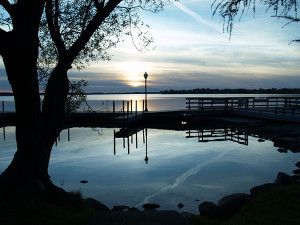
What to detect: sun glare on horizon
<box><xmin>120</xmin><ymin>61</ymin><xmax>148</xmax><ymax>87</ymax></box>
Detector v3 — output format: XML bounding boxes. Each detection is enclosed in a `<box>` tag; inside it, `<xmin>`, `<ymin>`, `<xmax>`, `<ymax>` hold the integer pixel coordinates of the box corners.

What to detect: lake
<box><xmin>0</xmin><ymin>125</ymin><xmax>299</xmax><ymax>213</ymax></box>
<box><xmin>0</xmin><ymin>93</ymin><xmax>300</xmax><ymax>213</ymax></box>
<box><xmin>2</xmin><ymin>93</ymin><xmax>300</xmax><ymax>112</ymax></box>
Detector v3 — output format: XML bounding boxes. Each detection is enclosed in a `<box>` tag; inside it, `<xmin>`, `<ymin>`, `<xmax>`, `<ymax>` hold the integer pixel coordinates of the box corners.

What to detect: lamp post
<box><xmin>144</xmin><ymin>72</ymin><xmax>148</xmax><ymax>112</ymax></box>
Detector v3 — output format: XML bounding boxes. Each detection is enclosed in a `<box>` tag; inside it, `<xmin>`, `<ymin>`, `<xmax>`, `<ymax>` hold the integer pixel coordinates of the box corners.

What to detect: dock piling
<box><xmin>123</xmin><ymin>100</ymin><xmax>125</xmax><ymax>114</ymax></box>
<box><xmin>135</xmin><ymin>100</ymin><xmax>137</xmax><ymax>119</ymax></box>
<box><xmin>127</xmin><ymin>101</ymin><xmax>129</xmax><ymax>122</ymax></box>
<box><xmin>2</xmin><ymin>100</ymin><xmax>4</xmax><ymax>116</ymax></box>
<box><xmin>113</xmin><ymin>101</ymin><xmax>115</xmax><ymax>116</ymax></box>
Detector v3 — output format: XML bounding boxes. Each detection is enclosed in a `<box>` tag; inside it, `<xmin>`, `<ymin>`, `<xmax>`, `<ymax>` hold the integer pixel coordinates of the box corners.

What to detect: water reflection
<box><xmin>58</xmin><ymin>124</ymin><xmax>297</xmax><ymax>166</ymax></box>
<box><xmin>186</xmin><ymin>128</ymin><xmax>248</xmax><ymax>146</ymax></box>
<box><xmin>1</xmin><ymin>124</ymin><xmax>299</xmax><ymax>213</ymax></box>
<box><xmin>113</xmin><ymin>127</ymin><xmax>149</xmax><ymax>164</ymax></box>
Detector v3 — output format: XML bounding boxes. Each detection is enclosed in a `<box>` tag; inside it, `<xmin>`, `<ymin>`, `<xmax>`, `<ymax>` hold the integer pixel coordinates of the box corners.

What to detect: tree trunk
<box><xmin>0</xmin><ymin>1</ymin><xmax>68</xmax><ymax>204</ymax></box>
<box><xmin>0</xmin><ymin>60</ymin><xmax>69</xmax><ymax>205</ymax></box>
<box><xmin>42</xmin><ymin>63</ymin><xmax>70</xmax><ymax>164</ymax></box>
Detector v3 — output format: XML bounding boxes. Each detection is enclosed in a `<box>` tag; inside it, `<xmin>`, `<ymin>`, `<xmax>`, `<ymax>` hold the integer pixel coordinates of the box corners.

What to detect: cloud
<box><xmin>172</xmin><ymin>1</ymin><xmax>222</xmax><ymax>33</ymax></box>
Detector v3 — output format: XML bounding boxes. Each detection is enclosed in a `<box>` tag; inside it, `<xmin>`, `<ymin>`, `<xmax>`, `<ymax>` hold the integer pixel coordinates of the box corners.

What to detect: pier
<box><xmin>1</xmin><ymin>97</ymin><xmax>300</xmax><ymax>129</ymax></box>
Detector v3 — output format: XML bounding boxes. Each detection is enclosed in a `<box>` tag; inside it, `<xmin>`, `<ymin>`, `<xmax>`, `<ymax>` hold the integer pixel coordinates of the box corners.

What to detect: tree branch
<box><xmin>54</xmin><ymin>0</ymin><xmax>60</xmax><ymax>34</ymax></box>
<box><xmin>45</xmin><ymin>0</ymin><xmax>66</xmax><ymax>56</ymax></box>
<box><xmin>0</xmin><ymin>0</ymin><xmax>13</xmax><ymax>15</ymax></box>
<box><xmin>93</xmin><ymin>0</ymin><xmax>104</xmax><ymax>11</ymax></box>
<box><xmin>67</xmin><ymin>0</ymin><xmax>122</xmax><ymax>63</ymax></box>
<box><xmin>82</xmin><ymin>0</ymin><xmax>94</xmax><ymax>31</ymax></box>
<box><xmin>0</xmin><ymin>27</ymin><xmax>8</xmax><ymax>55</ymax></box>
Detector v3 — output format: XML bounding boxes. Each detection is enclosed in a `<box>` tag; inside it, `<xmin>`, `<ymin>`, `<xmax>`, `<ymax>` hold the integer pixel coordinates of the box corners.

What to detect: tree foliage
<box><xmin>0</xmin><ymin>0</ymin><xmax>168</xmax><ymax>202</ymax></box>
<box><xmin>212</xmin><ymin>0</ymin><xmax>300</xmax><ymax>42</ymax></box>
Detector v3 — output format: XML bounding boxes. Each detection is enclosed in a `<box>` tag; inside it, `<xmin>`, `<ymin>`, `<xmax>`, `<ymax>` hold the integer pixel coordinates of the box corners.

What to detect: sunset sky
<box><xmin>0</xmin><ymin>0</ymin><xmax>300</xmax><ymax>93</ymax></box>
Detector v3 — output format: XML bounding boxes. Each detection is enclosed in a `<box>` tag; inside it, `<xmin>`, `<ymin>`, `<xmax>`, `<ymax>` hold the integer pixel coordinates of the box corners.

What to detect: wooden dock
<box><xmin>186</xmin><ymin>96</ymin><xmax>300</xmax><ymax>123</ymax></box>
<box><xmin>1</xmin><ymin>97</ymin><xmax>300</xmax><ymax>129</ymax></box>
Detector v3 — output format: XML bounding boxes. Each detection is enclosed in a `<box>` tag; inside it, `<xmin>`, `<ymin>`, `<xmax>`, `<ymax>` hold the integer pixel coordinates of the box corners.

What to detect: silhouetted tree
<box><xmin>213</xmin><ymin>0</ymin><xmax>300</xmax><ymax>42</ymax></box>
<box><xmin>0</xmin><ymin>0</ymin><xmax>165</xmax><ymax>203</ymax></box>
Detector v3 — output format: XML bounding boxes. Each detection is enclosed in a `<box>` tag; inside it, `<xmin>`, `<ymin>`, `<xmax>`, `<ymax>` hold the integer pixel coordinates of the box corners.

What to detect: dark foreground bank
<box><xmin>0</xmin><ymin>175</ymin><xmax>299</xmax><ymax>225</ymax></box>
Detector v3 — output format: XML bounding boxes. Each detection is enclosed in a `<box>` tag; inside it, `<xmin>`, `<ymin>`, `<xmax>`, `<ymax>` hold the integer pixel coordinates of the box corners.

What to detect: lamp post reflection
<box><xmin>113</xmin><ymin>127</ymin><xmax>149</xmax><ymax>164</ymax></box>
<box><xmin>144</xmin><ymin>128</ymin><xmax>148</xmax><ymax>164</ymax></box>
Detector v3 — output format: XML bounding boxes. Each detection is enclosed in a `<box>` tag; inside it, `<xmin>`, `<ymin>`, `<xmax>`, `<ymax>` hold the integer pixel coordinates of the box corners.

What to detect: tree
<box><xmin>0</xmin><ymin>0</ymin><xmax>165</xmax><ymax>203</ymax></box>
<box><xmin>213</xmin><ymin>0</ymin><xmax>300</xmax><ymax>42</ymax></box>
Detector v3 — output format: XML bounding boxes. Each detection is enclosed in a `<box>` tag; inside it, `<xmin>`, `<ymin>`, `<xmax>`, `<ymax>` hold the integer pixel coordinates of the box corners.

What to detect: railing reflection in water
<box><xmin>113</xmin><ymin>127</ymin><xmax>149</xmax><ymax>164</ymax></box>
<box><xmin>186</xmin><ymin>128</ymin><xmax>249</xmax><ymax>146</ymax></box>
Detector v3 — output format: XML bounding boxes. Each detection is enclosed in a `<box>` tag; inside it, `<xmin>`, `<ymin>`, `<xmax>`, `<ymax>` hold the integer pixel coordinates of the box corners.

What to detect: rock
<box><xmin>218</xmin><ymin>193</ymin><xmax>250</xmax><ymax>219</ymax></box>
<box><xmin>258</xmin><ymin>139</ymin><xmax>265</xmax><ymax>142</ymax></box>
<box><xmin>296</xmin><ymin>162</ymin><xmax>300</xmax><ymax>168</ymax></box>
<box><xmin>250</xmin><ymin>183</ymin><xmax>281</xmax><ymax>198</ymax></box>
<box><xmin>142</xmin><ymin>203</ymin><xmax>160</xmax><ymax>211</ymax></box>
<box><xmin>85</xmin><ymin>198</ymin><xmax>110</xmax><ymax>211</ymax></box>
<box><xmin>275</xmin><ymin>172</ymin><xmax>297</xmax><ymax>185</ymax></box>
<box><xmin>277</xmin><ymin>148</ymin><xmax>288</xmax><ymax>153</ymax></box>
<box><xmin>293</xmin><ymin>175</ymin><xmax>300</xmax><ymax>184</ymax></box>
<box><xmin>198</xmin><ymin>201</ymin><xmax>219</xmax><ymax>218</ymax></box>
<box><xmin>293</xmin><ymin>169</ymin><xmax>300</xmax><ymax>175</ymax></box>
<box><xmin>112</xmin><ymin>205</ymin><xmax>130</xmax><ymax>211</ymax></box>
<box><xmin>80</xmin><ymin>180</ymin><xmax>88</xmax><ymax>184</ymax></box>
<box><xmin>177</xmin><ymin>203</ymin><xmax>184</xmax><ymax>210</ymax></box>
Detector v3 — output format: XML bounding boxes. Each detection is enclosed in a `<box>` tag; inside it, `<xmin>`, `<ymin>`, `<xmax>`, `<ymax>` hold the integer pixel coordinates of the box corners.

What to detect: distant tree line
<box><xmin>160</xmin><ymin>88</ymin><xmax>300</xmax><ymax>94</ymax></box>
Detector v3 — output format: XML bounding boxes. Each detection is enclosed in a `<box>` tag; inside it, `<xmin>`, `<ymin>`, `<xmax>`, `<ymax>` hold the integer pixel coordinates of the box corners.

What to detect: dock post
<box><xmin>131</xmin><ymin>100</ymin><xmax>132</xmax><ymax>114</ymax></box>
<box><xmin>123</xmin><ymin>100</ymin><xmax>125</xmax><ymax>115</ymax></box>
<box><xmin>127</xmin><ymin>101</ymin><xmax>129</xmax><ymax>121</ymax></box>
<box><xmin>2</xmin><ymin>100</ymin><xmax>4</xmax><ymax>116</ymax></box>
<box><xmin>113</xmin><ymin>101</ymin><xmax>115</xmax><ymax>117</ymax></box>
<box><xmin>135</xmin><ymin>100</ymin><xmax>137</xmax><ymax>119</ymax></box>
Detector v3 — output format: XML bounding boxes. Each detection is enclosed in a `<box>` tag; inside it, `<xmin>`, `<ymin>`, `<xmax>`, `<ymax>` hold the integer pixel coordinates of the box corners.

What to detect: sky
<box><xmin>1</xmin><ymin>0</ymin><xmax>300</xmax><ymax>93</ymax></box>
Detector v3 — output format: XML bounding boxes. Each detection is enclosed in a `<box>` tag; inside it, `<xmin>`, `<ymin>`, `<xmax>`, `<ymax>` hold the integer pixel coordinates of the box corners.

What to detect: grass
<box><xmin>0</xmin><ymin>190</ymin><xmax>94</xmax><ymax>225</ymax></box>
<box><xmin>189</xmin><ymin>185</ymin><xmax>300</xmax><ymax>225</ymax></box>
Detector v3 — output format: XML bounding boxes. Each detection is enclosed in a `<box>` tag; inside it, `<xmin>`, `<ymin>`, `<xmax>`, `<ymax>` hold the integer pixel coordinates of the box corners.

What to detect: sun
<box><xmin>120</xmin><ymin>61</ymin><xmax>148</xmax><ymax>87</ymax></box>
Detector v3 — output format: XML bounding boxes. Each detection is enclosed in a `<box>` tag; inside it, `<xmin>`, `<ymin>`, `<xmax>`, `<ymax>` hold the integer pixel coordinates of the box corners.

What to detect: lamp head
<box><xmin>144</xmin><ymin>72</ymin><xmax>148</xmax><ymax>79</ymax></box>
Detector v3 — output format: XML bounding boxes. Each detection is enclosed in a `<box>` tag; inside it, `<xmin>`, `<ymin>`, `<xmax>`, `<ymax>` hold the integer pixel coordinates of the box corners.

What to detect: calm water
<box><xmin>0</xmin><ymin>126</ymin><xmax>299</xmax><ymax>213</ymax></box>
<box><xmin>1</xmin><ymin>93</ymin><xmax>300</xmax><ymax>112</ymax></box>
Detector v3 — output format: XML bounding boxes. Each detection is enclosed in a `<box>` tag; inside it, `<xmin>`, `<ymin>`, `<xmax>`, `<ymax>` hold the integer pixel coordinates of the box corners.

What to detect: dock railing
<box><xmin>186</xmin><ymin>97</ymin><xmax>300</xmax><ymax>116</ymax></box>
